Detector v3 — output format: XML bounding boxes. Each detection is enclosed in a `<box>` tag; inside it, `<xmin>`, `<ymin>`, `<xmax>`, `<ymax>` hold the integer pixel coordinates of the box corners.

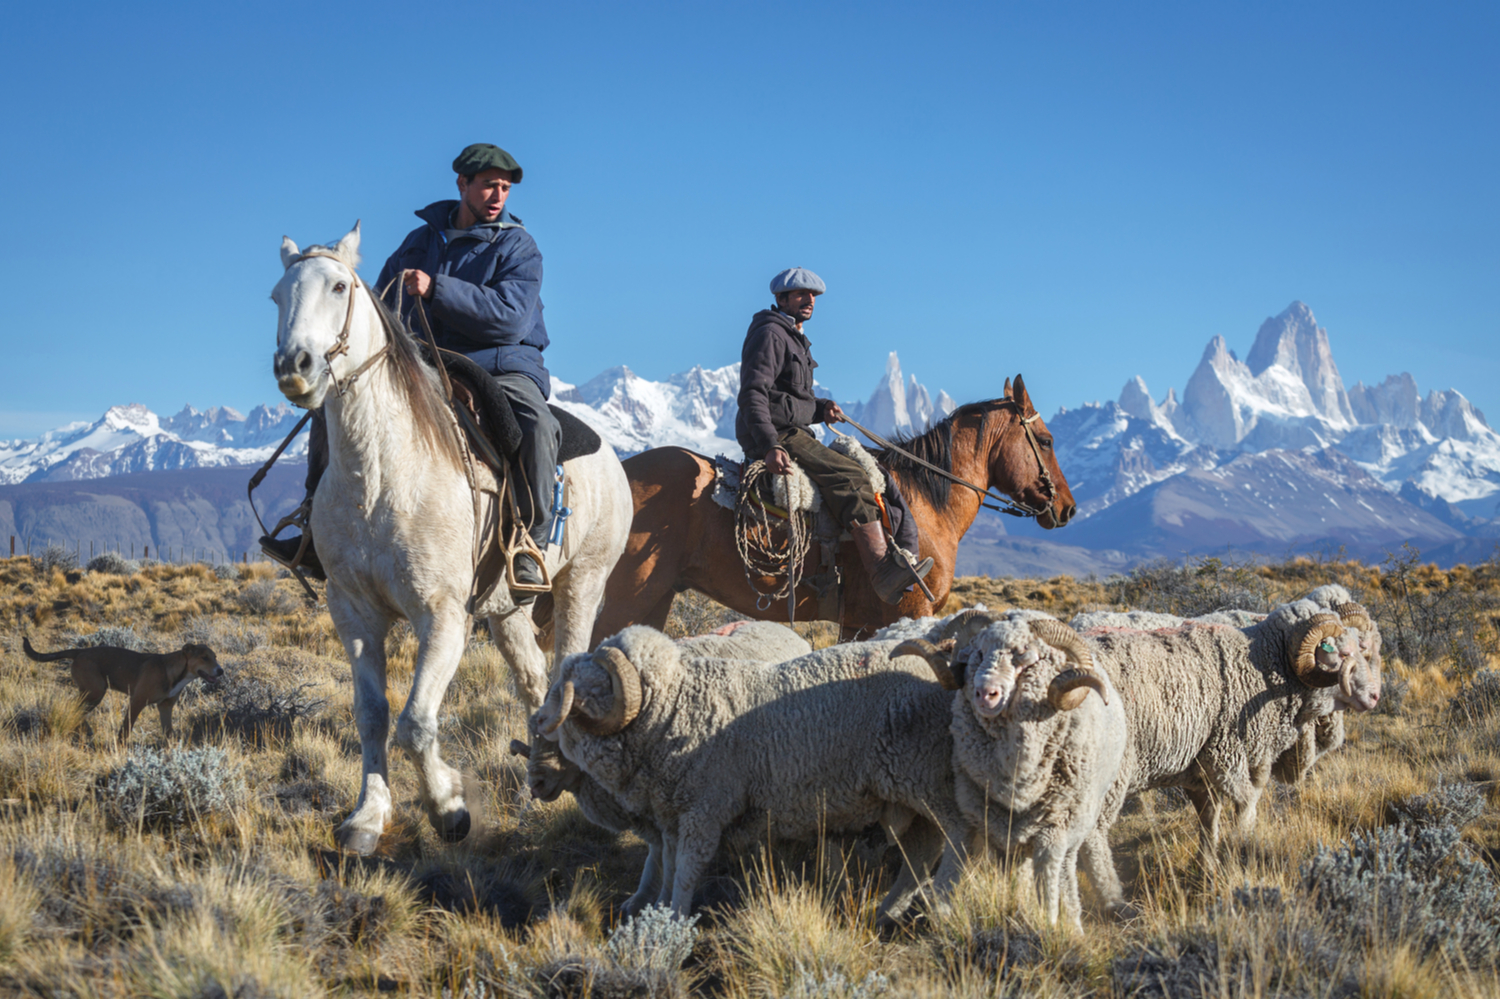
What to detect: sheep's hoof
<box><xmin>336</xmin><ymin>827</ymin><xmax>381</xmax><ymax>856</ymax></box>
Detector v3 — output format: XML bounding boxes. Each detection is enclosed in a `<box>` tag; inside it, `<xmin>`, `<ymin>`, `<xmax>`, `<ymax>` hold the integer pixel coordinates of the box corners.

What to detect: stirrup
<box><xmin>887</xmin><ymin>533</ymin><xmax>936</xmax><ymax>603</ymax></box>
<box><xmin>504</xmin><ymin>528</ymin><xmax>553</xmax><ymax>594</ymax></box>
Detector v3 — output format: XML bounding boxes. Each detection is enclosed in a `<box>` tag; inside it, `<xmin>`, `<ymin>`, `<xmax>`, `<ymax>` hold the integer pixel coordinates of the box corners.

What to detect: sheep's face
<box><xmin>963</xmin><ymin>621</ymin><xmax>1048</xmax><ymax>720</ymax></box>
<box><xmin>517</xmin><ymin>718</ymin><xmax>584</xmax><ymax>802</ymax></box>
<box><xmin>1333</xmin><ymin>626</ymin><xmax>1382</xmax><ymax>713</ymax></box>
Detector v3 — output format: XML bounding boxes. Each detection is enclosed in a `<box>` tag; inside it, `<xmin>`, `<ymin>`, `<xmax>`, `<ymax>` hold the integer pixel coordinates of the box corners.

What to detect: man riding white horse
<box><xmin>262</xmin><ymin>142</ymin><xmax>559</xmax><ymax>600</ymax></box>
<box><xmin>736</xmin><ymin>267</ymin><xmax>933</xmax><ymax>604</ymax></box>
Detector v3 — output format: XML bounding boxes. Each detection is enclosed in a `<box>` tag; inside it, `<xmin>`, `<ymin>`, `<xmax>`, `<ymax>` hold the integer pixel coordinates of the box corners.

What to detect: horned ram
<box><xmin>508</xmin><ymin>621</ymin><xmax>811</xmax><ymax>916</ymax></box>
<box><xmin>894</xmin><ymin>609</ymin><xmax>1127</xmax><ymax>929</ymax></box>
<box><xmin>530</xmin><ymin>624</ymin><xmax>968</xmax><ymax>924</ymax></box>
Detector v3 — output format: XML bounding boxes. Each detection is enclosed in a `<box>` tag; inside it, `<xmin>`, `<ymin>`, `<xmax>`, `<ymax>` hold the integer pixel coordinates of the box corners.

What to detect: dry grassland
<box><xmin>0</xmin><ymin>551</ymin><xmax>1496</xmax><ymax>997</ymax></box>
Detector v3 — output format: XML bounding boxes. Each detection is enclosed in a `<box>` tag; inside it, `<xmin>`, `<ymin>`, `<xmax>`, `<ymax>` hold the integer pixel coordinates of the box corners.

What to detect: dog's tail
<box><xmin>22</xmin><ymin>636</ymin><xmax>76</xmax><ymax>662</ymax></box>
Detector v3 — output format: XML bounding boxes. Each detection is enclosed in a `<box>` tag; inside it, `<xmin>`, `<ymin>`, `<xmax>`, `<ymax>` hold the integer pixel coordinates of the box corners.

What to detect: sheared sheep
<box><xmin>1069</xmin><ymin>586</ymin><xmax>1383</xmax><ymax>860</ymax></box>
<box><xmin>893</xmin><ymin>609</ymin><xmax>1127</xmax><ymax>929</ymax></box>
<box><xmin>531</xmin><ymin>625</ymin><xmax>968</xmax><ymax>923</ymax></box>
<box><xmin>508</xmin><ymin>620</ymin><xmax>809</xmax><ymax>916</ymax></box>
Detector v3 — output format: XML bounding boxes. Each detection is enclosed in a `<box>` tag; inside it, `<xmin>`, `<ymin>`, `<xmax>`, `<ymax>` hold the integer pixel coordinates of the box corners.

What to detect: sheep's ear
<box><xmin>508</xmin><ymin>739</ymin><xmax>531</xmax><ymax>759</ymax></box>
<box><xmin>280</xmin><ymin>236</ymin><xmax>300</xmax><ymax>269</ymax></box>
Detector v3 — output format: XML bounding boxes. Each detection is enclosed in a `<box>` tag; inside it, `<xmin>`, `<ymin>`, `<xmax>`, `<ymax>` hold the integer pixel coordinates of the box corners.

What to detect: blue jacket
<box><xmin>376</xmin><ymin>200</ymin><xmax>551</xmax><ymax>396</ymax></box>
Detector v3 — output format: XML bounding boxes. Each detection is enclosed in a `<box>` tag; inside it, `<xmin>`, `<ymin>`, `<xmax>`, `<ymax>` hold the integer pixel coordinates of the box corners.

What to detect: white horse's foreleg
<box><xmin>396</xmin><ymin>603</ymin><xmax>472</xmax><ymax>842</ymax></box>
<box><xmin>488</xmin><ymin>608</ymin><xmax>550</xmax><ymax>712</ymax></box>
<box><xmin>550</xmin><ymin>562</ymin><xmax>610</xmax><ymax>666</ymax></box>
<box><xmin>329</xmin><ymin>596</ymin><xmax>393</xmax><ymax>855</ymax></box>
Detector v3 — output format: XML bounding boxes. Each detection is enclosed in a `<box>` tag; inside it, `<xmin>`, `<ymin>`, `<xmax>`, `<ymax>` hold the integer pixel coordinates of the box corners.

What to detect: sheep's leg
<box><xmin>1060</xmin><ymin>843</ymin><xmax>1084</xmax><ymax>932</ymax></box>
<box><xmin>1032</xmin><ymin>833</ymin><xmax>1067</xmax><ymax>927</ymax></box>
<box><xmin>1079</xmin><ymin>826</ymin><xmax>1131</xmax><ymax>919</ymax></box>
<box><xmin>622</xmin><ymin>829</ymin><xmax>664</xmax><ymax>917</ymax></box>
<box><xmin>669</xmin><ymin>813</ymin><xmax>725</xmax><ymax>917</ymax></box>
<box><xmin>329</xmin><ymin>594</ymin><xmax>393</xmax><ymax>855</ymax></box>
<box><xmin>396</xmin><ymin>604</ymin><xmax>472</xmax><ymax>843</ymax></box>
<box><xmin>1186</xmin><ymin>786</ymin><xmax>1222</xmax><ymax>863</ymax></box>
<box><xmin>876</xmin><ymin>814</ymin><xmax>941</xmax><ymax>926</ymax></box>
<box><xmin>655</xmin><ymin>833</ymin><xmax>678</xmax><ymax>907</ymax></box>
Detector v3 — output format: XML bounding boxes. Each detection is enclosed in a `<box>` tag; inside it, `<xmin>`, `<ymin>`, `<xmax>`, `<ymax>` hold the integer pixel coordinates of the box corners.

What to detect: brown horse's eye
<box><xmin>334</xmin><ymin>282</ymin><xmax>347</xmax><ymax>293</ymax></box>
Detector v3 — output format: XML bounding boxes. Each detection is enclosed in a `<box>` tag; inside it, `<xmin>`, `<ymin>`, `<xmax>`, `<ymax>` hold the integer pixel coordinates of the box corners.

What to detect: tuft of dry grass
<box><xmin>0</xmin><ymin>554</ymin><xmax>1497</xmax><ymax>996</ymax></box>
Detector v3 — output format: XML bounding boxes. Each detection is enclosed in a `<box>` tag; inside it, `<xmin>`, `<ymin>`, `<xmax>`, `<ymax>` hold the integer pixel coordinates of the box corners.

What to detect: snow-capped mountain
<box><xmin>1032</xmin><ymin>301</ymin><xmax>1500</xmax><ymax>561</ymax></box>
<box><xmin>550</xmin><ymin>352</ymin><xmax>955</xmax><ymax>459</ymax></box>
<box><xmin>0</xmin><ymin>403</ymin><xmax>307</xmax><ymax>485</ymax></box>
<box><xmin>0</xmin><ymin>355</ymin><xmax>953</xmax><ymax>486</ymax></box>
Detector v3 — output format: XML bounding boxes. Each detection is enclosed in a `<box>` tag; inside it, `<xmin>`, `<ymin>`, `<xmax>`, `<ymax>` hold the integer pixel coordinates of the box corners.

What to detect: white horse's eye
<box><xmin>334</xmin><ymin>281</ymin><xmax>348</xmax><ymax>293</ymax></box>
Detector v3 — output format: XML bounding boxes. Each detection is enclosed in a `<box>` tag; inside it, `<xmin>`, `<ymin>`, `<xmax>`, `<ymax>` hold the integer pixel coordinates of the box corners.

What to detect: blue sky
<box><xmin>1</xmin><ymin>1</ymin><xmax>1496</xmax><ymax>439</ymax></box>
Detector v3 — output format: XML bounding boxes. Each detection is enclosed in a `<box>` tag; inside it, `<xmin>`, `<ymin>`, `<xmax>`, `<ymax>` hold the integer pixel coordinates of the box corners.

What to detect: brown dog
<box><xmin>23</xmin><ymin>637</ymin><xmax>223</xmax><ymax>740</ymax></box>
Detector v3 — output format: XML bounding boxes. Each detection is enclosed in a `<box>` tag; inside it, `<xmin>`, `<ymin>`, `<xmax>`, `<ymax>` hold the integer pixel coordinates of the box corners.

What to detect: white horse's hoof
<box><xmin>437</xmin><ymin>809</ymin><xmax>472</xmax><ymax>843</ymax></box>
<box><xmin>336</xmin><ymin>827</ymin><xmax>382</xmax><ymax>856</ymax></box>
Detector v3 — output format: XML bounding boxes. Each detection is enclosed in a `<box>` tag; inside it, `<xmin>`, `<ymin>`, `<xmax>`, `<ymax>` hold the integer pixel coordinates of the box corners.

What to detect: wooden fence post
<box><xmin>144</xmin><ymin>545</ymin><xmax>150</xmax><ymax>560</ymax></box>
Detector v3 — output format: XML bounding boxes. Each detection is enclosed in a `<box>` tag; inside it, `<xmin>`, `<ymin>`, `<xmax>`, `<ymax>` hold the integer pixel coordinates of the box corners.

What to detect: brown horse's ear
<box><xmin>1013</xmin><ymin>374</ymin><xmax>1033</xmax><ymax>413</ymax></box>
<box><xmin>1003</xmin><ymin>376</ymin><xmax>1013</xmax><ymax>399</ymax></box>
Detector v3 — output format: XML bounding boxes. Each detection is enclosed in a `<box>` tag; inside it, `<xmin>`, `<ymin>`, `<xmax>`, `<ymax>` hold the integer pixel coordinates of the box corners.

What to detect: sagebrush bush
<box><xmin>236</xmin><ymin>578</ymin><xmax>294</xmax><ymax>616</ymax></box>
<box><xmin>1111</xmin><ymin>555</ymin><xmax>1276</xmax><ymax>619</ymax></box>
<box><xmin>1301</xmin><ymin>822</ymin><xmax>1500</xmax><ymax>967</ymax></box>
<box><xmin>86</xmin><ymin>552</ymin><xmax>139</xmax><ymax>575</ymax></box>
<box><xmin>1449</xmin><ymin>670</ymin><xmax>1500</xmax><ymax>721</ymax></box>
<box><xmin>604</xmin><ymin>903</ymin><xmax>700</xmax><ymax>971</ymax></box>
<box><xmin>180</xmin><ymin>615</ymin><xmax>266</xmax><ymax>655</ymax></box>
<box><xmin>62</xmin><ymin>625</ymin><xmax>149</xmax><ymax>651</ymax></box>
<box><xmin>212</xmin><ymin>563</ymin><xmax>240</xmax><ymax>581</ymax></box>
<box><xmin>196</xmin><ymin>676</ymin><xmax>326</xmax><ymax>744</ymax></box>
<box><xmin>1388</xmin><ymin>780</ymin><xmax>1486</xmax><ymax>830</ymax></box>
<box><xmin>35</xmin><ymin>543</ymin><xmax>78</xmax><ymax>575</ymax></box>
<box><xmin>101</xmin><ymin>746</ymin><xmax>246</xmax><ymax>829</ymax></box>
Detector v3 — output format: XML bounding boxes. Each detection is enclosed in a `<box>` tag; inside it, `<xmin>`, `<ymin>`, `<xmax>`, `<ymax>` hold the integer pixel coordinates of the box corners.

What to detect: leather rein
<box><xmin>842</xmin><ymin>399</ymin><xmax>1057</xmax><ymax>519</ymax></box>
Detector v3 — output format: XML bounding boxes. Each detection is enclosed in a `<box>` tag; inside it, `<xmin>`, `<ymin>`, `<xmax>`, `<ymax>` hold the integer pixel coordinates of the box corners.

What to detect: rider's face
<box><xmin>457</xmin><ymin>168</ymin><xmax>513</xmax><ymax>223</ymax></box>
<box><xmin>776</xmin><ymin>289</ymin><xmax>818</xmax><ymax>323</ymax></box>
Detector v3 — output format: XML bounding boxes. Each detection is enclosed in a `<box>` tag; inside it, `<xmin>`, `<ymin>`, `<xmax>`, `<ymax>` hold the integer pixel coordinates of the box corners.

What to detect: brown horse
<box><xmin>586</xmin><ymin>374</ymin><xmax>1076</xmax><ymax>642</ymax></box>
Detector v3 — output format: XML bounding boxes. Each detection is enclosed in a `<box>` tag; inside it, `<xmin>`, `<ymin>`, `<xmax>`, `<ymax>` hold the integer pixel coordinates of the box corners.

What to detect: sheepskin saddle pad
<box><xmin>713</xmin><ymin>430</ymin><xmax>885</xmax><ymax>514</ymax></box>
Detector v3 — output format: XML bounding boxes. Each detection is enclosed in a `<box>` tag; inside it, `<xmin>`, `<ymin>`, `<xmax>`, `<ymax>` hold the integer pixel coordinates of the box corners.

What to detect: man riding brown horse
<box><xmin>737</xmin><ymin>267</ymin><xmax>933</xmax><ymax>605</ymax></box>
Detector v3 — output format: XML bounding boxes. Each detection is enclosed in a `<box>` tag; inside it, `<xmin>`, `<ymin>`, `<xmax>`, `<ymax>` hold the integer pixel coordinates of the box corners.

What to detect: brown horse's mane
<box><xmin>876</xmin><ymin>397</ymin><xmax>1012</xmax><ymax>509</ymax></box>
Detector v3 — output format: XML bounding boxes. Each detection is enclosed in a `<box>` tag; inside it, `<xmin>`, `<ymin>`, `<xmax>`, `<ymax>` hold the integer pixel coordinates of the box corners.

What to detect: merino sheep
<box><xmin>508</xmin><ymin>621</ymin><xmax>810</xmax><ymax>916</ymax></box>
<box><xmin>894</xmin><ymin>610</ymin><xmax>1127</xmax><ymax>929</ymax></box>
<box><xmin>531</xmin><ymin>625</ymin><xmax>968</xmax><ymax>923</ymax></box>
<box><xmin>1070</xmin><ymin>587</ymin><xmax>1383</xmax><ymax>859</ymax></box>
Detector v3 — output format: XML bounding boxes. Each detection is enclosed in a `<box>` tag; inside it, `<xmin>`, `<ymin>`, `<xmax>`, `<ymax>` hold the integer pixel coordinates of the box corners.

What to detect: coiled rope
<box><xmin>735</xmin><ymin>460</ymin><xmax>814</xmax><ymax>612</ymax></box>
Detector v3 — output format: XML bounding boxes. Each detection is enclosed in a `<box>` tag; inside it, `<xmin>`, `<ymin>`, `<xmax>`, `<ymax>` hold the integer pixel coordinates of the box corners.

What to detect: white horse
<box><xmin>271</xmin><ymin>223</ymin><xmax>631</xmax><ymax>854</ymax></box>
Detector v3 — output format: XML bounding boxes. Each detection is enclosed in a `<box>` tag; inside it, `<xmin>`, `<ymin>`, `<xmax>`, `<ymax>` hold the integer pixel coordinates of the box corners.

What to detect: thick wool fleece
<box><xmin>546</xmin><ymin>625</ymin><xmax>966</xmax><ymax>921</ymax></box>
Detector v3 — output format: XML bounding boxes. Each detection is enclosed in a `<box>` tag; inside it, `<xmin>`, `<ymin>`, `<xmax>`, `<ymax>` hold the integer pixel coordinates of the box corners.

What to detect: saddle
<box><xmin>429</xmin><ymin>348</ymin><xmax>603</xmax><ymax>613</ymax></box>
<box><xmin>712</xmin><ymin>431</ymin><xmax>923</xmax><ymax>623</ymax></box>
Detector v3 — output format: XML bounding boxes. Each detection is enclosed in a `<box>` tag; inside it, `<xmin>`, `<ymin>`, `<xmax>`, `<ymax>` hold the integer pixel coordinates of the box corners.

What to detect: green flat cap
<box><xmin>452</xmin><ymin>143</ymin><xmax>523</xmax><ymax>182</ymax></box>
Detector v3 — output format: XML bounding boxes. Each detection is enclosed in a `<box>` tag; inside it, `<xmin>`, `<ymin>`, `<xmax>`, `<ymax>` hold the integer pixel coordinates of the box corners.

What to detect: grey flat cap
<box><xmin>770</xmin><ymin>267</ymin><xmax>826</xmax><ymax>296</ymax></box>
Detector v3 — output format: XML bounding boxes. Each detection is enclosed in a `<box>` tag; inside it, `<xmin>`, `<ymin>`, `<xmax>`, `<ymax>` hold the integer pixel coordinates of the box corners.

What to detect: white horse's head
<box><xmin>271</xmin><ymin>223</ymin><xmax>366</xmax><ymax>409</ymax></box>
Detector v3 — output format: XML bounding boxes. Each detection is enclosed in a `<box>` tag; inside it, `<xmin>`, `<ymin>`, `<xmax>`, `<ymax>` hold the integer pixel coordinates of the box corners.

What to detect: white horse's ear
<box><xmin>335</xmin><ymin>221</ymin><xmax>362</xmax><ymax>262</ymax></box>
<box><xmin>281</xmin><ymin>236</ymin><xmax>300</xmax><ymax>269</ymax></box>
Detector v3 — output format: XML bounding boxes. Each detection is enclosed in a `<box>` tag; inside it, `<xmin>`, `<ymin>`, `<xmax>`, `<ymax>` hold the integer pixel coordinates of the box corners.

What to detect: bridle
<box><xmin>844</xmin><ymin>397</ymin><xmax>1058</xmax><ymax>519</ymax></box>
<box><xmin>285</xmin><ymin>250</ymin><xmax>389</xmax><ymax>398</ymax></box>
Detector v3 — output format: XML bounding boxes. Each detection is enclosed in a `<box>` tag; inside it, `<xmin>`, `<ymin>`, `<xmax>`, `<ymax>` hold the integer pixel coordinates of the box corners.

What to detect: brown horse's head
<box><xmin>991</xmin><ymin>374</ymin><xmax>1076</xmax><ymax>529</ymax></box>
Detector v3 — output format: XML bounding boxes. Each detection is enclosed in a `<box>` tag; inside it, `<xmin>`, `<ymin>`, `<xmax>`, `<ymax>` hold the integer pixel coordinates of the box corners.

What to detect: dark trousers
<box><xmin>303</xmin><ymin>372</ymin><xmax>562</xmax><ymax>541</ymax></box>
<box><xmin>779</xmin><ymin>426</ymin><xmax>880</xmax><ymax>530</ymax></box>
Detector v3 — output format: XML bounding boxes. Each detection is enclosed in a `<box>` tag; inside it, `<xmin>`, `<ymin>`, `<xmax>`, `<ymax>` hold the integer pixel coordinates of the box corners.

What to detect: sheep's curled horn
<box><xmin>1292</xmin><ymin>612</ymin><xmax>1345</xmax><ymax>689</ymax></box>
<box><xmin>1028</xmin><ymin>619</ymin><xmax>1110</xmax><ymax>711</ymax></box>
<box><xmin>1334</xmin><ymin>601</ymin><xmax>1375</xmax><ymax>633</ymax></box>
<box><xmin>572</xmin><ymin>645</ymin><xmax>643</xmax><ymax>736</ymax></box>
<box><xmin>892</xmin><ymin>609</ymin><xmax>1000</xmax><ymax>690</ymax></box>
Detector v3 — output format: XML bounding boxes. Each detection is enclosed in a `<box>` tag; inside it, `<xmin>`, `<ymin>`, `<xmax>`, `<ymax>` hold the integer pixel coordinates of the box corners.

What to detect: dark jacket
<box><xmin>735</xmin><ymin>307</ymin><xmax>835</xmax><ymax>459</ymax></box>
<box><xmin>376</xmin><ymin>201</ymin><xmax>551</xmax><ymax>397</ymax></box>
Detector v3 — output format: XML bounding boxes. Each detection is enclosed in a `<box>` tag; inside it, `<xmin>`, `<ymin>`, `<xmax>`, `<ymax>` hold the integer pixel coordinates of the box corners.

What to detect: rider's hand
<box><xmin>825</xmin><ymin>402</ymin><xmax>847</xmax><ymax>423</ymax></box>
<box><xmin>765</xmin><ymin>447</ymin><xmax>792</xmax><ymax>476</ymax></box>
<box><xmin>403</xmin><ymin>269</ymin><xmax>433</xmax><ymax>300</ymax></box>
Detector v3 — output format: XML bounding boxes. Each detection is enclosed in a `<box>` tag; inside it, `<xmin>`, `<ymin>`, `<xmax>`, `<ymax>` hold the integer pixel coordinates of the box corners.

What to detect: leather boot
<box><xmin>260</xmin><ymin>531</ymin><xmax>326</xmax><ymax>581</ymax></box>
<box><xmin>851</xmin><ymin>522</ymin><xmax>934</xmax><ymax>605</ymax></box>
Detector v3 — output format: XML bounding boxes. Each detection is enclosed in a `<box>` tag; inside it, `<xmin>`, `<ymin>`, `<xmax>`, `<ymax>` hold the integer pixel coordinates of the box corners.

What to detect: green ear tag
<box><xmin>1318</xmin><ymin>639</ymin><xmax>1338</xmax><ymax>654</ymax></box>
